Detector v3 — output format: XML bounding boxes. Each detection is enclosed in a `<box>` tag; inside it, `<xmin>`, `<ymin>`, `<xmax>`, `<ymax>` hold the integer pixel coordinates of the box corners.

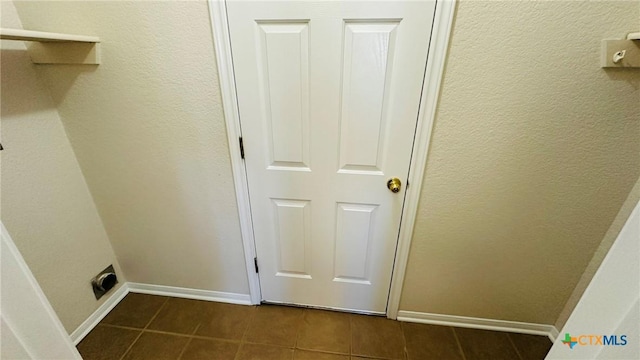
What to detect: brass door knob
<box><xmin>387</xmin><ymin>178</ymin><xmax>401</xmax><ymax>193</ymax></box>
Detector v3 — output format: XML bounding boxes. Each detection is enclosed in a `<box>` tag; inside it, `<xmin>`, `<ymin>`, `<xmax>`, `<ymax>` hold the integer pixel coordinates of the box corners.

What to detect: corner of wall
<box><xmin>1</xmin><ymin>0</ymin><xmax>126</xmax><ymax>333</ymax></box>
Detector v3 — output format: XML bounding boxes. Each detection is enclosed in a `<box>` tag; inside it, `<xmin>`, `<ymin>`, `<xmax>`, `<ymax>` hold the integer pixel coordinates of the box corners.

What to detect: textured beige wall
<box><xmin>400</xmin><ymin>0</ymin><xmax>640</xmax><ymax>324</ymax></box>
<box><xmin>0</xmin><ymin>1</ymin><xmax>125</xmax><ymax>333</ymax></box>
<box><xmin>13</xmin><ymin>1</ymin><xmax>250</xmax><ymax>294</ymax></box>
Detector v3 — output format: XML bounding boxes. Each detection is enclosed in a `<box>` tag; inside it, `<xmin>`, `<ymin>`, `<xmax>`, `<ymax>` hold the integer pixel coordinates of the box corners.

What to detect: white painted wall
<box><xmin>0</xmin><ymin>0</ymin><xmax>124</xmax><ymax>333</ymax></box>
<box><xmin>12</xmin><ymin>0</ymin><xmax>250</xmax><ymax>295</ymax></box>
<box><xmin>546</xmin><ymin>200</ymin><xmax>639</xmax><ymax>359</ymax></box>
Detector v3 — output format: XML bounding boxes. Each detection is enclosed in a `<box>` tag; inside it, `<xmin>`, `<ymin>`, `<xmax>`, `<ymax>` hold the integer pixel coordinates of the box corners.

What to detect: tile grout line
<box><xmin>294</xmin><ymin>308</ymin><xmax>305</xmax><ymax>351</ymax></box>
<box><xmin>349</xmin><ymin>354</ymin><xmax>400</xmax><ymax>360</ymax></box>
<box><xmin>241</xmin><ymin>305</ymin><xmax>258</xmax><ymax>343</ymax></box>
<box><xmin>102</xmin><ymin>324</ymin><xmax>192</xmax><ymax>338</ymax></box>
<box><xmin>349</xmin><ymin>314</ymin><xmax>409</xmax><ymax>360</ymax></box>
<box><xmin>506</xmin><ymin>332</ymin><xmax>525</xmax><ymax>360</ymax></box>
<box><xmin>116</xmin><ymin>295</ymin><xmax>169</xmax><ymax>360</ymax></box>
<box><xmin>349</xmin><ymin>314</ymin><xmax>354</xmax><ymax>357</ymax></box>
<box><xmin>101</xmin><ymin>321</ymin><xmax>341</xmax><ymax>350</ymax></box>
<box><xmin>144</xmin><ymin>297</ymin><xmax>170</xmax><ymax>330</ymax></box>
<box><xmin>176</xmin><ymin>337</ymin><xmax>193</xmax><ymax>360</ymax></box>
<box><xmin>235</xmin><ymin>306</ymin><xmax>255</xmax><ymax>360</ymax></box>
<box><xmin>451</xmin><ymin>327</ymin><xmax>467</xmax><ymax>360</ymax></box>
<box><xmin>294</xmin><ymin>308</ymin><xmax>302</xmax><ymax>351</ymax></box>
<box><xmin>349</xmin><ymin>313</ymin><xmax>353</xmax><ymax>358</ymax></box>
<box><xmin>177</xmin><ymin>320</ymin><xmax>202</xmax><ymax>360</ymax></box>
<box><xmin>295</xmin><ymin>348</ymin><xmax>353</xmax><ymax>357</ymax></box>
<box><xmin>236</xmin><ymin>304</ymin><xmax>258</xmax><ymax>360</ymax></box>
<box><xmin>191</xmin><ymin>322</ymin><xmax>202</xmax><ymax>336</ymax></box>
<box><xmin>400</xmin><ymin>321</ymin><xmax>408</xmax><ymax>360</ymax></box>
<box><xmin>290</xmin><ymin>308</ymin><xmax>300</xmax><ymax>360</ymax></box>
<box><xmin>292</xmin><ymin>308</ymin><xmax>352</xmax><ymax>357</ymax></box>
<box><xmin>117</xmin><ymin>330</ymin><xmax>144</xmax><ymax>360</ymax></box>
<box><xmin>176</xmin><ymin>322</ymin><xmax>202</xmax><ymax>360</ymax></box>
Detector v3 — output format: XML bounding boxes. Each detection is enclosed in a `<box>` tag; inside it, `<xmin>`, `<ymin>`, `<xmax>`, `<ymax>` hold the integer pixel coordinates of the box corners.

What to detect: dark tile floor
<box><xmin>78</xmin><ymin>293</ymin><xmax>552</xmax><ymax>360</ymax></box>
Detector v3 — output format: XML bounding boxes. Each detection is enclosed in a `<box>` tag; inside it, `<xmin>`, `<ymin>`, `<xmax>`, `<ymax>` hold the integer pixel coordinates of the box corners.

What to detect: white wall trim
<box><xmin>206</xmin><ymin>0</ymin><xmax>261</xmax><ymax>305</ymax></box>
<box><xmin>127</xmin><ymin>282</ymin><xmax>252</xmax><ymax>305</ymax></box>
<box><xmin>69</xmin><ymin>283</ymin><xmax>130</xmax><ymax>345</ymax></box>
<box><xmin>398</xmin><ymin>310</ymin><xmax>559</xmax><ymax>342</ymax></box>
<box><xmin>71</xmin><ymin>282</ymin><xmax>252</xmax><ymax>344</ymax></box>
<box><xmin>386</xmin><ymin>0</ymin><xmax>458</xmax><ymax>319</ymax></box>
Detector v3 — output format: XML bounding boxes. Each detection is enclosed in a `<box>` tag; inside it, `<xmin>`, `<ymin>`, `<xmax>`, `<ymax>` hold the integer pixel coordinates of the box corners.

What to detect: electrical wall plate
<box><xmin>91</xmin><ymin>264</ymin><xmax>118</xmax><ymax>300</ymax></box>
<box><xmin>601</xmin><ymin>38</ymin><xmax>640</xmax><ymax>68</ymax></box>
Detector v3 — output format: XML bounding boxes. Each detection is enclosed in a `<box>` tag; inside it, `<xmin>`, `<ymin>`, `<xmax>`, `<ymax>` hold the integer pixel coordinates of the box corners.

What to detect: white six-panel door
<box><xmin>227</xmin><ymin>0</ymin><xmax>436</xmax><ymax>313</ymax></box>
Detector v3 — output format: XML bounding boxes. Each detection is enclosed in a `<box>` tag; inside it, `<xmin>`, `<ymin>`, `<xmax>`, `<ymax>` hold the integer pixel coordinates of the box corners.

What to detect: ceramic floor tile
<box><xmin>77</xmin><ymin>325</ymin><xmax>141</xmax><ymax>360</ymax></box>
<box><xmin>86</xmin><ymin>298</ymin><xmax>553</xmax><ymax>360</ymax></box>
<box><xmin>454</xmin><ymin>327</ymin><xmax>520</xmax><ymax>360</ymax></box>
<box><xmin>403</xmin><ymin>322</ymin><xmax>463</xmax><ymax>360</ymax></box>
<box><xmin>147</xmin><ymin>297</ymin><xmax>207</xmax><ymax>334</ymax></box>
<box><xmin>235</xmin><ymin>343</ymin><xmax>294</xmax><ymax>360</ymax></box>
<box><xmin>508</xmin><ymin>333</ymin><xmax>552</xmax><ymax>360</ymax></box>
<box><xmin>122</xmin><ymin>332</ymin><xmax>189</xmax><ymax>360</ymax></box>
<box><xmin>244</xmin><ymin>305</ymin><xmax>303</xmax><ymax>347</ymax></box>
<box><xmin>101</xmin><ymin>293</ymin><xmax>168</xmax><ymax>328</ymax></box>
<box><xmin>351</xmin><ymin>315</ymin><xmax>404</xmax><ymax>359</ymax></box>
<box><xmin>294</xmin><ymin>350</ymin><xmax>349</xmax><ymax>360</ymax></box>
<box><xmin>196</xmin><ymin>302</ymin><xmax>256</xmax><ymax>340</ymax></box>
<box><xmin>179</xmin><ymin>338</ymin><xmax>239</xmax><ymax>360</ymax></box>
<box><xmin>296</xmin><ymin>309</ymin><xmax>350</xmax><ymax>354</ymax></box>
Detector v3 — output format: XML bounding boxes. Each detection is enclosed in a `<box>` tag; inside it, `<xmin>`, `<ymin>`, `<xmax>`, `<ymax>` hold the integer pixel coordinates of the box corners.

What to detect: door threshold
<box><xmin>260</xmin><ymin>300</ymin><xmax>386</xmax><ymax>317</ymax></box>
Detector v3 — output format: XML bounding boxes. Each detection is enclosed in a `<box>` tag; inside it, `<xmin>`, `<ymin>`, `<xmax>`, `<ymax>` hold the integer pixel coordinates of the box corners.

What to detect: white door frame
<box><xmin>207</xmin><ymin>0</ymin><xmax>457</xmax><ymax>317</ymax></box>
<box><xmin>1</xmin><ymin>222</ymin><xmax>82</xmax><ymax>359</ymax></box>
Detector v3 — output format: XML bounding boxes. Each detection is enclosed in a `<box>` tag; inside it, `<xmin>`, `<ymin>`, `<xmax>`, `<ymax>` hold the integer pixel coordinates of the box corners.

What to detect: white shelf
<box><xmin>627</xmin><ymin>32</ymin><xmax>640</xmax><ymax>40</ymax></box>
<box><xmin>0</xmin><ymin>28</ymin><xmax>101</xmax><ymax>65</ymax></box>
<box><xmin>0</xmin><ymin>28</ymin><xmax>99</xmax><ymax>43</ymax></box>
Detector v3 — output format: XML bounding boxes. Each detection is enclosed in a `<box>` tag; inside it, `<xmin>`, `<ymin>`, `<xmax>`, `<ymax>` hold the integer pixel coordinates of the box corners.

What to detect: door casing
<box><xmin>206</xmin><ymin>0</ymin><xmax>457</xmax><ymax>319</ymax></box>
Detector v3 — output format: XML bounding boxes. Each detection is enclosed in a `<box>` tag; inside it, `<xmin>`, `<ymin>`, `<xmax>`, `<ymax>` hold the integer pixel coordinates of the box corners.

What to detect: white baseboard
<box><xmin>397</xmin><ymin>310</ymin><xmax>559</xmax><ymax>342</ymax></box>
<box><xmin>70</xmin><ymin>283</ymin><xmax>129</xmax><ymax>345</ymax></box>
<box><xmin>127</xmin><ymin>282</ymin><xmax>252</xmax><ymax>305</ymax></box>
<box><xmin>70</xmin><ymin>282</ymin><xmax>252</xmax><ymax>345</ymax></box>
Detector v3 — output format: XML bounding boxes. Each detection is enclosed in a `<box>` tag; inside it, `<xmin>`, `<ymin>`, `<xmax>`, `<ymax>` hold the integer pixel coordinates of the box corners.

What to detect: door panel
<box><xmin>339</xmin><ymin>21</ymin><xmax>398</xmax><ymax>174</ymax></box>
<box><xmin>334</xmin><ymin>203</ymin><xmax>378</xmax><ymax>284</ymax></box>
<box><xmin>271</xmin><ymin>198</ymin><xmax>312</xmax><ymax>279</ymax></box>
<box><xmin>227</xmin><ymin>0</ymin><xmax>436</xmax><ymax>313</ymax></box>
<box><xmin>257</xmin><ymin>21</ymin><xmax>311</xmax><ymax>170</ymax></box>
